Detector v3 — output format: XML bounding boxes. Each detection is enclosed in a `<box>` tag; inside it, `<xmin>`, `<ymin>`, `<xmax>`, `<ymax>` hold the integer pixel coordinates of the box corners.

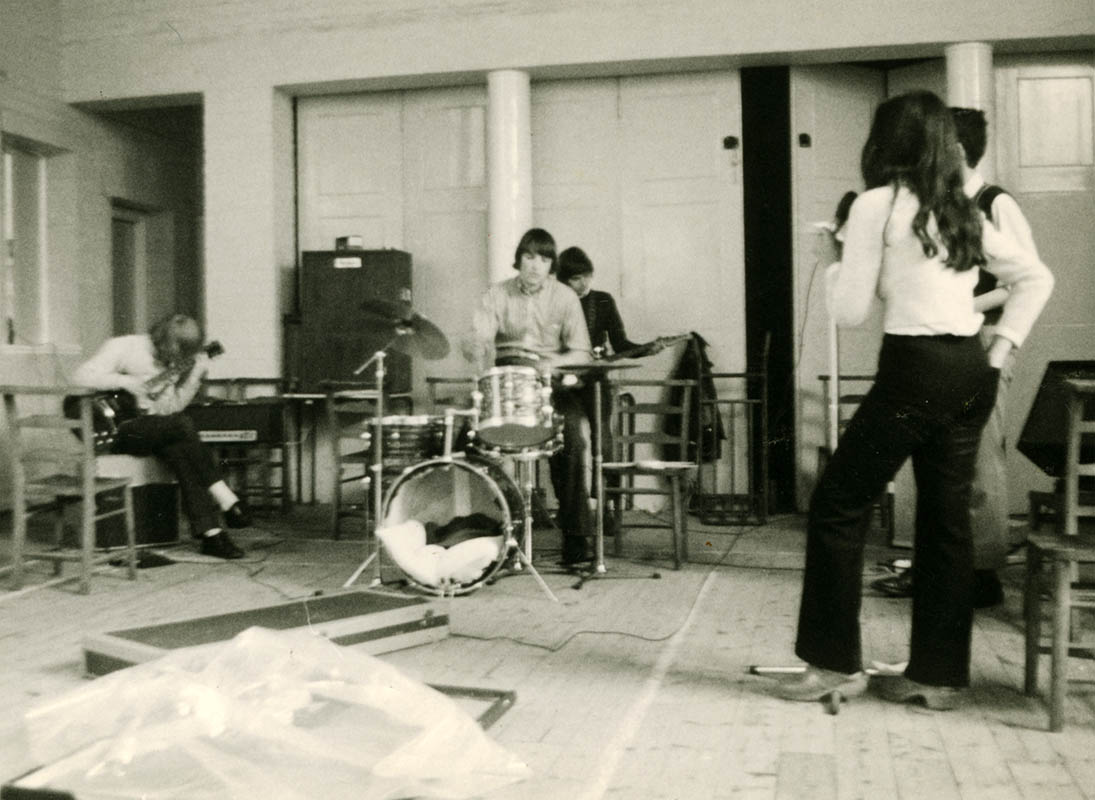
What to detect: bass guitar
<box><xmin>64</xmin><ymin>340</ymin><xmax>224</xmax><ymax>453</ymax></box>
<box><xmin>601</xmin><ymin>333</ymin><xmax>691</xmax><ymax>361</ymax></box>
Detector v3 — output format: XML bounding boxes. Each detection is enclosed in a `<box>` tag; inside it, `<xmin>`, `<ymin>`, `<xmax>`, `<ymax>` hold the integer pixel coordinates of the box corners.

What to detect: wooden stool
<box><xmin>1023</xmin><ymin>532</ymin><xmax>1095</xmax><ymax>731</ymax></box>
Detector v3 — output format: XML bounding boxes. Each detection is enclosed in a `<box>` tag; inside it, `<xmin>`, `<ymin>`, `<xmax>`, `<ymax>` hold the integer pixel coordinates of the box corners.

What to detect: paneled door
<box><xmin>618</xmin><ymin>72</ymin><xmax>745</xmax><ymax>376</ymax></box>
<box><xmin>402</xmin><ymin>85</ymin><xmax>490</xmax><ymax>392</ymax></box>
<box><xmin>790</xmin><ymin>64</ymin><xmax>885</xmax><ymax>508</ymax></box>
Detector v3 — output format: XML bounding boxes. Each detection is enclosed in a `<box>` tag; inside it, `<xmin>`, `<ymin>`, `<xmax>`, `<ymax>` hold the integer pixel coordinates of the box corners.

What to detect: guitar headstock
<box><xmin>653</xmin><ymin>333</ymin><xmax>691</xmax><ymax>352</ymax></box>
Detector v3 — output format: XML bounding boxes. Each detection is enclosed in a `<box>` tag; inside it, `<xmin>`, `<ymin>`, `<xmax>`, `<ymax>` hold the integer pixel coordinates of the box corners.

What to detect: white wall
<box><xmin>56</xmin><ymin>0</ymin><xmax>1095</xmax><ymax>104</ymax></box>
<box><xmin>50</xmin><ymin>0</ymin><xmax>1094</xmax><ymax>381</ymax></box>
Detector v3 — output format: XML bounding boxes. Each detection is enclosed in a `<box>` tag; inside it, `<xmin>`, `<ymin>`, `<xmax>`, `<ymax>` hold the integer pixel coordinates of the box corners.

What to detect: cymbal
<box><xmin>360</xmin><ymin>298</ymin><xmax>414</xmax><ymax>322</ymax></box>
<box><xmin>360</xmin><ymin>299</ymin><xmax>450</xmax><ymax>360</ymax></box>
<box><xmin>389</xmin><ymin>313</ymin><xmax>450</xmax><ymax>360</ymax></box>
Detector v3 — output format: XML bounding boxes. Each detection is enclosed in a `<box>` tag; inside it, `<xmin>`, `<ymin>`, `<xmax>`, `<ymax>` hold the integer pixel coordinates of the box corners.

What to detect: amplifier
<box><xmin>1018</xmin><ymin>360</ymin><xmax>1095</xmax><ymax>477</ymax></box>
<box><xmin>184</xmin><ymin>398</ymin><xmax>286</xmax><ymax>445</ymax></box>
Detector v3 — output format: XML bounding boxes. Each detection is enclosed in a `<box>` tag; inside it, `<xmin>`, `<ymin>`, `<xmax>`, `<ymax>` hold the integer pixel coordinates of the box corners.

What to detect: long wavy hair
<box><xmin>860</xmin><ymin>91</ymin><xmax>983</xmax><ymax>272</ymax></box>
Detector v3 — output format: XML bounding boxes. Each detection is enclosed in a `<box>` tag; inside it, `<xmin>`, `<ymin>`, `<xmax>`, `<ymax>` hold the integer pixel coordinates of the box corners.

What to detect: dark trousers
<box><xmin>112</xmin><ymin>413</ymin><xmax>223</xmax><ymax>537</ymax></box>
<box><xmin>795</xmin><ymin>334</ymin><xmax>998</xmax><ymax>687</ymax></box>
<box><xmin>549</xmin><ymin>387</ymin><xmax>592</xmax><ymax>557</ymax></box>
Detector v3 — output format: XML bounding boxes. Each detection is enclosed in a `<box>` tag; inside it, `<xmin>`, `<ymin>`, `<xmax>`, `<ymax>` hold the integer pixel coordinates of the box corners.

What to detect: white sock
<box><xmin>209</xmin><ymin>481</ymin><xmax>239</xmax><ymax>511</ymax></box>
<box><xmin>202</xmin><ymin>527</ymin><xmax>223</xmax><ymax>538</ymax></box>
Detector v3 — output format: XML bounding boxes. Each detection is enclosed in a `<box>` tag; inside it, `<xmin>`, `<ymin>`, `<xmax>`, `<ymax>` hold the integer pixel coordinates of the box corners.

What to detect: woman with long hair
<box><xmin>778</xmin><ymin>91</ymin><xmax>1054</xmax><ymax>707</ymax></box>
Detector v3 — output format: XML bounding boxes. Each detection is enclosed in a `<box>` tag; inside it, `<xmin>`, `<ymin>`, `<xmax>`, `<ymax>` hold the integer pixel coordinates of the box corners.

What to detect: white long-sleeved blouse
<box><xmin>825</xmin><ymin>184</ymin><xmax>1053</xmax><ymax>348</ymax></box>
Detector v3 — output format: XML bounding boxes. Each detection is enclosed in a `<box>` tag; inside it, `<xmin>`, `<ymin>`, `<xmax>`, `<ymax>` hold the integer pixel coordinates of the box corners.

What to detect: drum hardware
<box><xmin>441</xmin><ymin>407</ymin><xmax>479</xmax><ymax>459</ymax></box>
<box><xmin>343</xmin><ymin>304</ymin><xmax>451</xmax><ymax>590</ymax></box>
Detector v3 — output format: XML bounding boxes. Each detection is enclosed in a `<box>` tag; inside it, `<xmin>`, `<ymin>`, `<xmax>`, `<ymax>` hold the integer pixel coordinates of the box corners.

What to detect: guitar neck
<box><xmin>607</xmin><ymin>334</ymin><xmax>690</xmax><ymax>361</ymax></box>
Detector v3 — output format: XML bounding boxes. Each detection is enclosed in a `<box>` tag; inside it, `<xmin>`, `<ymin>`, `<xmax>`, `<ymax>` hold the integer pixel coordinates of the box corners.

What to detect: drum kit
<box><xmin>342</xmin><ymin>299</ymin><xmax>638</xmax><ymax>602</ymax></box>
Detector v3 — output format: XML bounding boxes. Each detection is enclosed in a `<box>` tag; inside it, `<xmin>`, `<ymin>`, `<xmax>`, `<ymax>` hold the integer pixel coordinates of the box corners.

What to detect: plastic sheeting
<box><xmin>19</xmin><ymin>627</ymin><xmax>530</xmax><ymax>799</ymax></box>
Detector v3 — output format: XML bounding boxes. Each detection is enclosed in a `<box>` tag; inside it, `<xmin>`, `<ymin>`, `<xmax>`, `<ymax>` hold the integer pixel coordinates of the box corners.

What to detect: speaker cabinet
<box><xmin>63</xmin><ymin>483</ymin><xmax>180</xmax><ymax>549</ymax></box>
<box><xmin>1018</xmin><ymin>360</ymin><xmax>1095</xmax><ymax>477</ymax></box>
<box><xmin>287</xmin><ymin>250</ymin><xmax>413</xmax><ymax>393</ymax></box>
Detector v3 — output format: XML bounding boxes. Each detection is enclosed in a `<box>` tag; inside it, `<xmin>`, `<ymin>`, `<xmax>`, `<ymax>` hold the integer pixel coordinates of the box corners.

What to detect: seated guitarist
<box><xmin>72</xmin><ymin>314</ymin><xmax>249</xmax><ymax>559</ymax></box>
<box><xmin>557</xmin><ymin>246</ymin><xmax>671</xmax><ymax>537</ymax></box>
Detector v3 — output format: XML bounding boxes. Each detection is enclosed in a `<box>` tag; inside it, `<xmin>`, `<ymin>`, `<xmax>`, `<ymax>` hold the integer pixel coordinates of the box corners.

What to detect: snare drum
<box><xmin>369</xmin><ymin>415</ymin><xmax>446</xmax><ymax>469</ymax></box>
<box><xmin>377</xmin><ymin>454</ymin><xmax>522</xmax><ymax>594</ymax></box>
<box><xmin>472</xmin><ymin>365</ymin><xmax>555</xmax><ymax>450</ymax></box>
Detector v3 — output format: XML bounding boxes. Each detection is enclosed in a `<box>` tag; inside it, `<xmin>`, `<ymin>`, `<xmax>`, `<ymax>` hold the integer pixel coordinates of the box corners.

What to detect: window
<box><xmin>2</xmin><ymin>136</ymin><xmax>48</xmax><ymax>347</ymax></box>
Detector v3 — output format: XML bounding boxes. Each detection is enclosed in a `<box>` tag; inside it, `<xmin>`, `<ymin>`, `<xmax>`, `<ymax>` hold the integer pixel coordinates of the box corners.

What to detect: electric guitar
<box><xmin>64</xmin><ymin>340</ymin><xmax>224</xmax><ymax>452</ymax></box>
<box><xmin>602</xmin><ymin>333</ymin><xmax>691</xmax><ymax>361</ymax></box>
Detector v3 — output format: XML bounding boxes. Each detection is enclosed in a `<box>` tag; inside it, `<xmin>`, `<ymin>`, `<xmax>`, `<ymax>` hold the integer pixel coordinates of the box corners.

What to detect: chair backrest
<box><xmin>1</xmin><ymin>385</ymin><xmax>98</xmax><ymax>487</ymax></box>
<box><xmin>818</xmin><ymin>373</ymin><xmax>876</xmax><ymax>444</ymax></box>
<box><xmin>1063</xmin><ymin>378</ymin><xmax>1095</xmax><ymax>535</ymax></box>
<box><xmin>426</xmin><ymin>377</ymin><xmax>475</xmax><ymax>413</ymax></box>
<box><xmin>608</xmin><ymin>379</ymin><xmax>697</xmax><ymax>464</ymax></box>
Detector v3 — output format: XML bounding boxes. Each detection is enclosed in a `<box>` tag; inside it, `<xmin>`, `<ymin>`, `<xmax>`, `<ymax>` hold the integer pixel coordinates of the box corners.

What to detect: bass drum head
<box><xmin>378</xmin><ymin>455</ymin><xmax>523</xmax><ymax>594</ymax></box>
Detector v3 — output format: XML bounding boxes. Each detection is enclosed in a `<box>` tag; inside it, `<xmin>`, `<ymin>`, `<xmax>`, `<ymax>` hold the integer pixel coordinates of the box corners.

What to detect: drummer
<box><xmin>470</xmin><ymin>227</ymin><xmax>595</xmax><ymax>566</ymax></box>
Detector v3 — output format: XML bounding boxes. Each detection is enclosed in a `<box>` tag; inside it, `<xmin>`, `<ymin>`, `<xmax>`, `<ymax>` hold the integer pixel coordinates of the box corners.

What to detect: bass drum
<box><xmin>378</xmin><ymin>454</ymin><xmax>523</xmax><ymax>595</ymax></box>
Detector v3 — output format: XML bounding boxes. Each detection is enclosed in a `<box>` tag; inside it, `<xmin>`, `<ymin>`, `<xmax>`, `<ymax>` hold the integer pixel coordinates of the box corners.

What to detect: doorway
<box><xmin>111</xmin><ymin>204</ymin><xmax>147</xmax><ymax>336</ymax></box>
<box><xmin>742</xmin><ymin>66</ymin><xmax>795</xmax><ymax>513</ymax></box>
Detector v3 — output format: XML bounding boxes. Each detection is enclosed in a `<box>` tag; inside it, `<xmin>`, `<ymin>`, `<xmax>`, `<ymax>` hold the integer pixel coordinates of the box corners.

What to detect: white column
<box><xmin>486</xmin><ymin>70</ymin><xmax>533</xmax><ymax>284</ymax></box>
<box><xmin>945</xmin><ymin>42</ymin><xmax>996</xmax><ymax>181</ymax></box>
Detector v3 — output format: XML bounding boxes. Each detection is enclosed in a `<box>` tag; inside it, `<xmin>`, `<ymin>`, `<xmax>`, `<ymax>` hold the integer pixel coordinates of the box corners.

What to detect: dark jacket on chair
<box><xmin>664</xmin><ymin>332</ymin><xmax>725</xmax><ymax>462</ymax></box>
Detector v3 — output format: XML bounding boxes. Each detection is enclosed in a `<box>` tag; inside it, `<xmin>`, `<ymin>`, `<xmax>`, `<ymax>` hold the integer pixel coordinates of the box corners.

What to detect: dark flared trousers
<box><xmin>794</xmin><ymin>333</ymin><xmax>998</xmax><ymax>687</ymax></box>
<box><xmin>113</xmin><ymin>413</ymin><xmax>223</xmax><ymax>537</ymax></box>
<box><xmin>549</xmin><ymin>387</ymin><xmax>593</xmax><ymax>556</ymax></box>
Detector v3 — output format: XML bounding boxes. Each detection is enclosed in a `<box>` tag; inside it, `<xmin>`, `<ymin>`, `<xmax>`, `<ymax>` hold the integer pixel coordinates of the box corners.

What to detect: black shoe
<box><xmin>973</xmin><ymin>569</ymin><xmax>1005</xmax><ymax>609</ymax></box>
<box><xmin>561</xmin><ymin>535</ymin><xmax>591</xmax><ymax>566</ymax></box>
<box><xmin>223</xmin><ymin>502</ymin><xmax>252</xmax><ymax>529</ymax></box>
<box><xmin>871</xmin><ymin>570</ymin><xmax>913</xmax><ymax>598</ymax></box>
<box><xmin>200</xmin><ymin>531</ymin><xmax>245</xmax><ymax>559</ymax></box>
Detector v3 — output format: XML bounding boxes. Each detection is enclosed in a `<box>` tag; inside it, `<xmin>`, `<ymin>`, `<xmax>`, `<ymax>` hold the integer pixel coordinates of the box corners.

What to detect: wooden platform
<box><xmin>82</xmin><ymin>586</ymin><xmax>449</xmax><ymax>676</ymax></box>
<box><xmin>3</xmin><ymin>505</ymin><xmax>1095</xmax><ymax>799</ymax></box>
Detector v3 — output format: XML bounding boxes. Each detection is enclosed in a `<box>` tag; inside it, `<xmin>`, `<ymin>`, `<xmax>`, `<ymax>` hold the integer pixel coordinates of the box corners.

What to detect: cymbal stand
<box><xmin>593</xmin><ymin>376</ymin><xmax>607</xmax><ymax>574</ymax></box>
<box><xmin>343</xmin><ymin>344</ymin><xmax>394</xmax><ymax>589</ymax></box>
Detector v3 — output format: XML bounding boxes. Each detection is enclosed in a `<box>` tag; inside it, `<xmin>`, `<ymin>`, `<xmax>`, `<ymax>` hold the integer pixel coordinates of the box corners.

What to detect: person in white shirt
<box><xmin>73</xmin><ymin>314</ymin><xmax>248</xmax><ymax>559</ymax></box>
<box><xmin>777</xmin><ymin>92</ymin><xmax>1053</xmax><ymax>708</ymax></box>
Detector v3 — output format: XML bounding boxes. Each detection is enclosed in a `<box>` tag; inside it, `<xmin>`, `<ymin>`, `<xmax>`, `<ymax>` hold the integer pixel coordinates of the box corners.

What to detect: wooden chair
<box><xmin>426</xmin><ymin>376</ymin><xmax>475</xmax><ymax>413</ymax></box>
<box><xmin>694</xmin><ymin>331</ymin><xmax>770</xmax><ymax>525</ymax></box>
<box><xmin>818</xmin><ymin>374</ymin><xmax>897</xmax><ymax>544</ymax></box>
<box><xmin>1</xmin><ymin>386</ymin><xmax>136</xmax><ymax>594</ymax></box>
<box><xmin>197</xmin><ymin>377</ymin><xmax>291</xmax><ymax>513</ymax></box>
<box><xmin>602</xmin><ymin>379</ymin><xmax>697</xmax><ymax>569</ymax></box>
<box><xmin>1023</xmin><ymin>377</ymin><xmax>1095</xmax><ymax>731</ymax></box>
